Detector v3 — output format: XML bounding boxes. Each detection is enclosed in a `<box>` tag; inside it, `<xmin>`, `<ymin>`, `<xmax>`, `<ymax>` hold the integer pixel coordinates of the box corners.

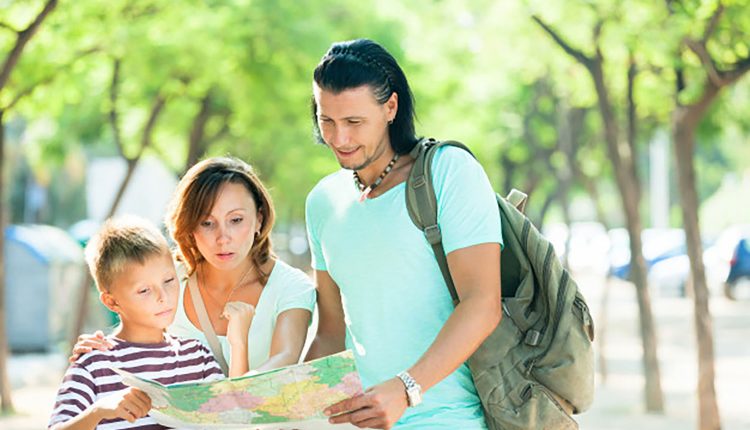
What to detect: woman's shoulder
<box><xmin>269</xmin><ymin>259</ymin><xmax>314</xmax><ymax>287</ymax></box>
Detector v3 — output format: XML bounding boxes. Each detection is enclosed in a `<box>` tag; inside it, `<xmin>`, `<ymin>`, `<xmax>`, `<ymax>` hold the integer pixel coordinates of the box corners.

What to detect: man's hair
<box><xmin>165</xmin><ymin>156</ymin><xmax>276</xmax><ymax>282</ymax></box>
<box><xmin>311</xmin><ymin>38</ymin><xmax>419</xmax><ymax>155</ymax></box>
<box><xmin>85</xmin><ymin>216</ymin><xmax>170</xmax><ymax>293</ymax></box>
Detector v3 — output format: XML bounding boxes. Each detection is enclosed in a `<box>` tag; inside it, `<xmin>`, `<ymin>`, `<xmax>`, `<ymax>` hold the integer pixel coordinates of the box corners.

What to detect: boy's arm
<box><xmin>305</xmin><ymin>270</ymin><xmax>346</xmax><ymax>361</ymax></box>
<box><xmin>51</xmin><ymin>387</ymin><xmax>152</xmax><ymax>430</ymax></box>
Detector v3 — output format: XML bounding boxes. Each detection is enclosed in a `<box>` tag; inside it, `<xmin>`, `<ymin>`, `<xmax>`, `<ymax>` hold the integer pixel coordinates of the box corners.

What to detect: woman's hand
<box><xmin>223</xmin><ymin>301</ymin><xmax>255</xmax><ymax>347</ymax></box>
<box><xmin>69</xmin><ymin>330</ymin><xmax>115</xmax><ymax>363</ymax></box>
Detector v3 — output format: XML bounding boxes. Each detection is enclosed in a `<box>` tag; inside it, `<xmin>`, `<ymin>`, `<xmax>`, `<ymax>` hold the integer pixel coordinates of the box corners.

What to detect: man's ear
<box><xmin>100</xmin><ymin>292</ymin><xmax>119</xmax><ymax>314</ymax></box>
<box><xmin>386</xmin><ymin>91</ymin><xmax>399</xmax><ymax>122</ymax></box>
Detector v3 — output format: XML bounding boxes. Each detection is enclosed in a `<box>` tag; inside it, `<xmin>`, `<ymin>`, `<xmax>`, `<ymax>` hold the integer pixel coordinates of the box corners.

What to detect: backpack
<box><xmin>405</xmin><ymin>138</ymin><xmax>595</xmax><ymax>430</ymax></box>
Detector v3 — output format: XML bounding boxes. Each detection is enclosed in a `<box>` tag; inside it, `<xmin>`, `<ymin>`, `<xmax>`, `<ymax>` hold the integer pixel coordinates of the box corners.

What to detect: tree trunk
<box><xmin>185</xmin><ymin>93</ymin><xmax>213</xmax><ymax>173</ymax></box>
<box><xmin>590</xmin><ymin>59</ymin><xmax>664</xmax><ymax>412</ymax></box>
<box><xmin>0</xmin><ymin>111</ymin><xmax>14</xmax><ymax>413</ymax></box>
<box><xmin>673</xmin><ymin>91</ymin><xmax>721</xmax><ymax>430</ymax></box>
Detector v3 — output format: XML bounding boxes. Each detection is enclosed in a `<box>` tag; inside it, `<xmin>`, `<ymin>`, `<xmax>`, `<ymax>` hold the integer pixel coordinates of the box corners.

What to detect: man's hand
<box><xmin>92</xmin><ymin>387</ymin><xmax>152</xmax><ymax>423</ymax></box>
<box><xmin>325</xmin><ymin>377</ymin><xmax>408</xmax><ymax>429</ymax></box>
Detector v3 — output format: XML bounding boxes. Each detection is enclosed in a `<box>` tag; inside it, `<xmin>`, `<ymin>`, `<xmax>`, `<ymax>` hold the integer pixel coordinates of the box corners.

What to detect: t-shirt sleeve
<box><xmin>197</xmin><ymin>344</ymin><xmax>225</xmax><ymax>382</ymax></box>
<box><xmin>432</xmin><ymin>146</ymin><xmax>503</xmax><ymax>254</ymax></box>
<box><xmin>305</xmin><ymin>190</ymin><xmax>328</xmax><ymax>271</ymax></box>
<box><xmin>48</xmin><ymin>363</ymin><xmax>96</xmax><ymax>428</ymax></box>
<box><xmin>276</xmin><ymin>267</ymin><xmax>317</xmax><ymax>315</ymax></box>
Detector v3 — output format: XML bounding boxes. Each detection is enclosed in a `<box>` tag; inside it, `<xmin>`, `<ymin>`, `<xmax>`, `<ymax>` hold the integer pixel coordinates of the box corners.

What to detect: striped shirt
<box><xmin>49</xmin><ymin>334</ymin><xmax>223</xmax><ymax>429</ymax></box>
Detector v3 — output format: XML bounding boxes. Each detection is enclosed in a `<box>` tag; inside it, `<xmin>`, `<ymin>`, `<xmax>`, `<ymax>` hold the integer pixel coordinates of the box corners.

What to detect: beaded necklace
<box><xmin>353</xmin><ymin>152</ymin><xmax>400</xmax><ymax>202</ymax></box>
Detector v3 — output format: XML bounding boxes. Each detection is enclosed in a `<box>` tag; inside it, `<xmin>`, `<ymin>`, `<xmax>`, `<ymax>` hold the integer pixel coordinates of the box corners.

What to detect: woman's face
<box><xmin>192</xmin><ymin>182</ymin><xmax>262</xmax><ymax>272</ymax></box>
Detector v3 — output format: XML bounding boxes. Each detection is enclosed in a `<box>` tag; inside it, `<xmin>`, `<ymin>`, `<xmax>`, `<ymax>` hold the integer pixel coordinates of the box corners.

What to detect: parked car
<box><xmin>608</xmin><ymin>228</ymin><xmax>686</xmax><ymax>281</ymax></box>
<box><xmin>725</xmin><ymin>238</ymin><xmax>750</xmax><ymax>300</ymax></box>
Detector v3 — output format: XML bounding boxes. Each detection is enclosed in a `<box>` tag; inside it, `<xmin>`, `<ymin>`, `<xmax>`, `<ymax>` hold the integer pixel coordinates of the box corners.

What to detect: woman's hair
<box><xmin>165</xmin><ymin>157</ymin><xmax>275</xmax><ymax>282</ymax></box>
<box><xmin>312</xmin><ymin>38</ymin><xmax>418</xmax><ymax>154</ymax></box>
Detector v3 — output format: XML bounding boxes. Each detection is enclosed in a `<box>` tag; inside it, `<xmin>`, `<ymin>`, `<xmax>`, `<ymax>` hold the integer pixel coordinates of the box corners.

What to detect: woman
<box><xmin>71</xmin><ymin>157</ymin><xmax>315</xmax><ymax>372</ymax></box>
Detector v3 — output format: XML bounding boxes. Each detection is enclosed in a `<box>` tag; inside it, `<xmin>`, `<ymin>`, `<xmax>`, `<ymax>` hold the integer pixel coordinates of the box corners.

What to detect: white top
<box><xmin>169</xmin><ymin>259</ymin><xmax>316</xmax><ymax>369</ymax></box>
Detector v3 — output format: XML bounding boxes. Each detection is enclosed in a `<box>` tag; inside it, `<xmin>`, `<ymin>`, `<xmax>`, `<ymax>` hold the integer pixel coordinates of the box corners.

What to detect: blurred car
<box><xmin>608</xmin><ymin>228</ymin><xmax>686</xmax><ymax>281</ymax></box>
<box><xmin>725</xmin><ymin>238</ymin><xmax>750</xmax><ymax>300</ymax></box>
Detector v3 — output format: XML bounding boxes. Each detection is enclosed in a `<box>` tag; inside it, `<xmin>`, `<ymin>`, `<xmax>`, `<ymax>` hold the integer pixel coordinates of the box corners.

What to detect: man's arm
<box><xmin>326</xmin><ymin>242</ymin><xmax>501</xmax><ymax>429</ymax></box>
<box><xmin>305</xmin><ymin>270</ymin><xmax>346</xmax><ymax>361</ymax></box>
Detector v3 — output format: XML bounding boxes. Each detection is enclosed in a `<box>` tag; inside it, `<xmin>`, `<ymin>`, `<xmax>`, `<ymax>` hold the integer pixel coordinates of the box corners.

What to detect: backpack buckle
<box><xmin>524</xmin><ymin>329</ymin><xmax>541</xmax><ymax>346</ymax></box>
<box><xmin>424</xmin><ymin>225</ymin><xmax>442</xmax><ymax>245</ymax></box>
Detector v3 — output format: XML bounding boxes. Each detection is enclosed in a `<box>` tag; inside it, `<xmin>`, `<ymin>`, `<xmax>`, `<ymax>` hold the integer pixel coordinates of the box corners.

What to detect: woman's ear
<box><xmin>100</xmin><ymin>292</ymin><xmax>119</xmax><ymax>314</ymax></box>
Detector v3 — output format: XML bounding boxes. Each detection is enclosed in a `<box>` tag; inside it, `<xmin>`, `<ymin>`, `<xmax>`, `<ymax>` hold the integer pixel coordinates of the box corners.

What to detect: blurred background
<box><xmin>1</xmin><ymin>0</ymin><xmax>749</xmax><ymax>429</ymax></box>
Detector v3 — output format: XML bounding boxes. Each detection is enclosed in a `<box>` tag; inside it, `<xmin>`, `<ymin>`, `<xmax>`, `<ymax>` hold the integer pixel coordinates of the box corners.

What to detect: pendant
<box><xmin>359</xmin><ymin>186</ymin><xmax>372</xmax><ymax>203</ymax></box>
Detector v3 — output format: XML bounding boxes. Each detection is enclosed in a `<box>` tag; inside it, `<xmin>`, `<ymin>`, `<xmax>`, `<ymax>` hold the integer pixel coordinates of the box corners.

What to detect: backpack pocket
<box><xmin>485</xmin><ymin>375</ymin><xmax>578</xmax><ymax>430</ymax></box>
<box><xmin>531</xmin><ymin>290</ymin><xmax>595</xmax><ymax>413</ymax></box>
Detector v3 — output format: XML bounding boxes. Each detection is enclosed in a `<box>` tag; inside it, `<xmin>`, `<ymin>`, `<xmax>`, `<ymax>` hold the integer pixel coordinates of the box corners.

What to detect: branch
<box><xmin>0</xmin><ymin>0</ymin><xmax>59</xmax><ymax>92</ymax></box>
<box><xmin>626</xmin><ymin>53</ymin><xmax>637</xmax><ymax>156</ymax></box>
<box><xmin>702</xmin><ymin>2</ymin><xmax>724</xmax><ymax>44</ymax></box>
<box><xmin>109</xmin><ymin>58</ymin><xmax>124</xmax><ymax>157</ymax></box>
<box><xmin>531</xmin><ymin>15</ymin><xmax>593</xmax><ymax>70</ymax></box>
<box><xmin>3</xmin><ymin>46</ymin><xmax>101</xmax><ymax>110</ymax></box>
<box><xmin>0</xmin><ymin>21</ymin><xmax>19</xmax><ymax>32</ymax></box>
<box><xmin>721</xmin><ymin>56</ymin><xmax>750</xmax><ymax>86</ymax></box>
<box><xmin>135</xmin><ymin>95</ymin><xmax>167</xmax><ymax>160</ymax></box>
<box><xmin>685</xmin><ymin>38</ymin><xmax>724</xmax><ymax>87</ymax></box>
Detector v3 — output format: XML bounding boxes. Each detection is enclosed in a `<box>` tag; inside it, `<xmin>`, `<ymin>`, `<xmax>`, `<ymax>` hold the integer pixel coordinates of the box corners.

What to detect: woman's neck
<box><xmin>200</xmin><ymin>258</ymin><xmax>256</xmax><ymax>292</ymax></box>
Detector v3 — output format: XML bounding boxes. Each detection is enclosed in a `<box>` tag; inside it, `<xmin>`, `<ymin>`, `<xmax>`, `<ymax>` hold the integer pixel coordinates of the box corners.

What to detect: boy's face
<box><xmin>102</xmin><ymin>252</ymin><xmax>179</xmax><ymax>342</ymax></box>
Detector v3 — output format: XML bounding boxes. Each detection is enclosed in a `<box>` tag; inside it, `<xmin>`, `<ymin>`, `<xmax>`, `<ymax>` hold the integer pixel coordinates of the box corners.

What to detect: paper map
<box><xmin>114</xmin><ymin>350</ymin><xmax>362</xmax><ymax>429</ymax></box>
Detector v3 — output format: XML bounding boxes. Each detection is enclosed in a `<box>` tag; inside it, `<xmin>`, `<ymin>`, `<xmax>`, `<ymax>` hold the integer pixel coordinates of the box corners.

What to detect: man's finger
<box><xmin>325</xmin><ymin>394</ymin><xmax>367</xmax><ymax>416</ymax></box>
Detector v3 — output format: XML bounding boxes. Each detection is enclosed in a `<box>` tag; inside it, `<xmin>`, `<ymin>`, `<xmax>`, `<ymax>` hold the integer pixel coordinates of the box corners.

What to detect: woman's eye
<box><xmin>200</xmin><ymin>220</ymin><xmax>213</xmax><ymax>228</ymax></box>
<box><xmin>231</xmin><ymin>217</ymin><xmax>243</xmax><ymax>224</ymax></box>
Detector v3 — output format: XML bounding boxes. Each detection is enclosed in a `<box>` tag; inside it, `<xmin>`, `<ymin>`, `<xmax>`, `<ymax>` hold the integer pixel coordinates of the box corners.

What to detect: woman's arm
<box><xmin>254</xmin><ymin>308</ymin><xmax>312</xmax><ymax>372</ymax></box>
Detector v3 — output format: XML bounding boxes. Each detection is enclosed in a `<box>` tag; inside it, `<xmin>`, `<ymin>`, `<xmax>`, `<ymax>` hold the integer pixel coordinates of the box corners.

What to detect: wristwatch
<box><xmin>397</xmin><ymin>371</ymin><xmax>422</xmax><ymax>407</ymax></box>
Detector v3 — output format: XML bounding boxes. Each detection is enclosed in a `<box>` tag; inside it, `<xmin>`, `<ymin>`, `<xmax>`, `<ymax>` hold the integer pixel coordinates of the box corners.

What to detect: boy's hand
<box><xmin>92</xmin><ymin>387</ymin><xmax>152</xmax><ymax>423</ymax></box>
<box><xmin>69</xmin><ymin>330</ymin><xmax>115</xmax><ymax>362</ymax></box>
<box><xmin>223</xmin><ymin>301</ymin><xmax>254</xmax><ymax>346</ymax></box>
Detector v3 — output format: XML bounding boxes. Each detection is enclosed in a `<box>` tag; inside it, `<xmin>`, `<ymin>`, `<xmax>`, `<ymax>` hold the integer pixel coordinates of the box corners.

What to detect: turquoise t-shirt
<box><xmin>306</xmin><ymin>146</ymin><xmax>502</xmax><ymax>429</ymax></box>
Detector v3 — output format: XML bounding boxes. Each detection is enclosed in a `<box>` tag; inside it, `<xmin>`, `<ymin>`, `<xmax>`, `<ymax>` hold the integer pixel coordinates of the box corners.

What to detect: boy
<box><xmin>49</xmin><ymin>216</ymin><xmax>252</xmax><ymax>429</ymax></box>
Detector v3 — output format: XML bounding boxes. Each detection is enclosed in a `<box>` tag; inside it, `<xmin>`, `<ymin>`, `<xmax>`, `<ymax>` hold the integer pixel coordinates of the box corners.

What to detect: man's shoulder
<box><xmin>306</xmin><ymin>169</ymin><xmax>351</xmax><ymax>207</ymax></box>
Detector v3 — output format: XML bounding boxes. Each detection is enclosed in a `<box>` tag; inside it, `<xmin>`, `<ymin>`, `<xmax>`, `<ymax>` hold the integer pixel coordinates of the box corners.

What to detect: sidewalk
<box><xmin>2</xmin><ymin>273</ymin><xmax>749</xmax><ymax>429</ymax></box>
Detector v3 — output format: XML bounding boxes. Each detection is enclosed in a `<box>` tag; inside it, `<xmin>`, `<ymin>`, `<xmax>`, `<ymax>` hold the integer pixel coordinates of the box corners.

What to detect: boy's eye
<box><xmin>138</xmin><ymin>288</ymin><xmax>150</xmax><ymax>295</ymax></box>
<box><xmin>164</xmin><ymin>277</ymin><xmax>175</xmax><ymax>285</ymax></box>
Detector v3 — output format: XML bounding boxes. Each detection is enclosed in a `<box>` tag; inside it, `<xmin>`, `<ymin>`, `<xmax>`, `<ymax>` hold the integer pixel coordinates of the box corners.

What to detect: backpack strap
<box><xmin>405</xmin><ymin>138</ymin><xmax>476</xmax><ymax>306</ymax></box>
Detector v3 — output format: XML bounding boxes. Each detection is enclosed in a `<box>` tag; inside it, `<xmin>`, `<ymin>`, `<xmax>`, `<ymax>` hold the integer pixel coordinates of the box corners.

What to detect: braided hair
<box><xmin>312</xmin><ymin>39</ymin><xmax>418</xmax><ymax>155</ymax></box>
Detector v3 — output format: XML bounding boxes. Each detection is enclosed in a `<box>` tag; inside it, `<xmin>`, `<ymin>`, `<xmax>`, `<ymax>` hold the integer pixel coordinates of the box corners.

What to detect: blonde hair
<box><xmin>165</xmin><ymin>157</ymin><xmax>276</xmax><ymax>283</ymax></box>
<box><xmin>84</xmin><ymin>216</ymin><xmax>170</xmax><ymax>293</ymax></box>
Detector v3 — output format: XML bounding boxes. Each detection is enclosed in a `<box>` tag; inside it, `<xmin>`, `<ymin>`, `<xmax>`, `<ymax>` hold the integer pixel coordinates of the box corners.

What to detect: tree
<box><xmin>531</xmin><ymin>6</ymin><xmax>665</xmax><ymax>411</ymax></box>
<box><xmin>0</xmin><ymin>0</ymin><xmax>59</xmax><ymax>413</ymax></box>
<box><xmin>667</xmin><ymin>1</ymin><xmax>750</xmax><ymax>428</ymax></box>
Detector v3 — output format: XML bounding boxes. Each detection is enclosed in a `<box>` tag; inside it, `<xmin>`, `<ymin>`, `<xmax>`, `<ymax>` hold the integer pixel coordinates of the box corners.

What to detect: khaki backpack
<box><xmin>405</xmin><ymin>138</ymin><xmax>595</xmax><ymax>430</ymax></box>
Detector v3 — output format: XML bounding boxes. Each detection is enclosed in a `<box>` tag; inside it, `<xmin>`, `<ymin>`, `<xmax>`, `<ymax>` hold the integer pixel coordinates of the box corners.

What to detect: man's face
<box><xmin>313</xmin><ymin>83</ymin><xmax>398</xmax><ymax>172</ymax></box>
<box><xmin>103</xmin><ymin>252</ymin><xmax>179</xmax><ymax>341</ymax></box>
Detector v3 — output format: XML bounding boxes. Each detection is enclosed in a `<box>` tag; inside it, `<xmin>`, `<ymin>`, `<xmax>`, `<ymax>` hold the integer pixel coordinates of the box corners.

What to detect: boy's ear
<box><xmin>100</xmin><ymin>292</ymin><xmax>119</xmax><ymax>314</ymax></box>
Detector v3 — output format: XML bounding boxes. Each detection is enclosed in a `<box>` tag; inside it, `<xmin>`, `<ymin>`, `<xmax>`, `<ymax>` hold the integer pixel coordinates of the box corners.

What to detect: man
<box><xmin>305</xmin><ymin>38</ymin><xmax>502</xmax><ymax>429</ymax></box>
